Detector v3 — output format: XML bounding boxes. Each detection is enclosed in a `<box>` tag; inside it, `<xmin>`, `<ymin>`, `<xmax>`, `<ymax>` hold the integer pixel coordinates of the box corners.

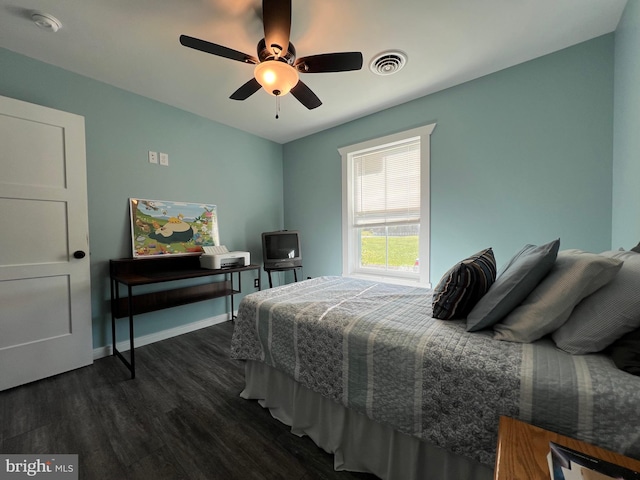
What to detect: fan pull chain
<box><xmin>275</xmin><ymin>94</ymin><xmax>281</xmax><ymax>119</ymax></box>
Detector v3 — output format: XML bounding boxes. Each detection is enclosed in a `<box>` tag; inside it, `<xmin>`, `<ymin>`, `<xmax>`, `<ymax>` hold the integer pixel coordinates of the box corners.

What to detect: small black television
<box><xmin>261</xmin><ymin>230</ymin><xmax>302</xmax><ymax>270</ymax></box>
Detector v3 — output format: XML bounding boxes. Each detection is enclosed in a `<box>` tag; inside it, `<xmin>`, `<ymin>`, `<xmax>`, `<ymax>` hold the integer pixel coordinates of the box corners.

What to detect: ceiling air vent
<box><xmin>31</xmin><ymin>12</ymin><xmax>62</xmax><ymax>32</ymax></box>
<box><xmin>369</xmin><ymin>50</ymin><xmax>407</xmax><ymax>76</ymax></box>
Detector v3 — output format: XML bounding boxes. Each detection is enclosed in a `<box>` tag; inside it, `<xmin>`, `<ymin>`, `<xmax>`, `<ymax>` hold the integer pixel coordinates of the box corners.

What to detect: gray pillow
<box><xmin>631</xmin><ymin>241</ymin><xmax>640</xmax><ymax>254</ymax></box>
<box><xmin>466</xmin><ymin>238</ymin><xmax>560</xmax><ymax>332</ymax></box>
<box><xmin>552</xmin><ymin>250</ymin><xmax>640</xmax><ymax>354</ymax></box>
<box><xmin>493</xmin><ymin>250</ymin><xmax>623</xmax><ymax>343</ymax></box>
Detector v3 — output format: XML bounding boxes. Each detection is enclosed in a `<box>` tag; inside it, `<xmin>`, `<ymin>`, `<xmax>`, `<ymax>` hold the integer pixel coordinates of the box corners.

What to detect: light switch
<box><xmin>148</xmin><ymin>151</ymin><xmax>158</xmax><ymax>164</ymax></box>
<box><xmin>159</xmin><ymin>152</ymin><xmax>169</xmax><ymax>166</ymax></box>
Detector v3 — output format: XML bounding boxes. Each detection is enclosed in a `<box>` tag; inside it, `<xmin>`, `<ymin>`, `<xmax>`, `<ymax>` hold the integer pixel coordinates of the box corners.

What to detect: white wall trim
<box><xmin>93</xmin><ymin>313</ymin><xmax>233</xmax><ymax>360</ymax></box>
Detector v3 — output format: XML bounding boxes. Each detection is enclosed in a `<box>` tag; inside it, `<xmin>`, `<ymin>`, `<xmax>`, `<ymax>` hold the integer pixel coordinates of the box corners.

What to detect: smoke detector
<box><xmin>31</xmin><ymin>13</ymin><xmax>62</xmax><ymax>33</ymax></box>
<box><xmin>369</xmin><ymin>50</ymin><xmax>407</xmax><ymax>76</ymax></box>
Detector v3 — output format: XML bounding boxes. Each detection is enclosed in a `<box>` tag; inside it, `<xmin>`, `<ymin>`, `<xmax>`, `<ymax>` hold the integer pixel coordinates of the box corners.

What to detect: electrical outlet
<box><xmin>159</xmin><ymin>152</ymin><xmax>169</xmax><ymax>166</ymax></box>
<box><xmin>254</xmin><ymin>278</ymin><xmax>260</xmax><ymax>288</ymax></box>
<box><xmin>148</xmin><ymin>151</ymin><xmax>158</xmax><ymax>164</ymax></box>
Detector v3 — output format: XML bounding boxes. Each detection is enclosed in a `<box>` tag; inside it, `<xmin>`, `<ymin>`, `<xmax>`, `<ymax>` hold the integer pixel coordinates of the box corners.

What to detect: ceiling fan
<box><xmin>179</xmin><ymin>0</ymin><xmax>363</xmax><ymax>112</ymax></box>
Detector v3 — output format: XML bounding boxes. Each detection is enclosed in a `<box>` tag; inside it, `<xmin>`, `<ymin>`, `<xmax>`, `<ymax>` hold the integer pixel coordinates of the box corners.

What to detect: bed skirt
<box><xmin>241</xmin><ymin>360</ymin><xmax>493</xmax><ymax>480</ymax></box>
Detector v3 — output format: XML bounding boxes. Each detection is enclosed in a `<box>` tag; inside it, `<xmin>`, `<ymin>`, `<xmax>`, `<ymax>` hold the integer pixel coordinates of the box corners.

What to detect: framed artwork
<box><xmin>129</xmin><ymin>198</ymin><xmax>220</xmax><ymax>257</ymax></box>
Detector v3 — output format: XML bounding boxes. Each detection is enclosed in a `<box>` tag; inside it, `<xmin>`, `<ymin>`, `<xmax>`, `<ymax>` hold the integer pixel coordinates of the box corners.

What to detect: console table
<box><xmin>110</xmin><ymin>255</ymin><xmax>259</xmax><ymax>379</ymax></box>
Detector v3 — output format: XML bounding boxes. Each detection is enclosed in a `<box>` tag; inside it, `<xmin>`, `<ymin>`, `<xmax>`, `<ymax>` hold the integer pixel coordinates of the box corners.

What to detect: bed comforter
<box><xmin>230</xmin><ymin>276</ymin><xmax>640</xmax><ymax>466</ymax></box>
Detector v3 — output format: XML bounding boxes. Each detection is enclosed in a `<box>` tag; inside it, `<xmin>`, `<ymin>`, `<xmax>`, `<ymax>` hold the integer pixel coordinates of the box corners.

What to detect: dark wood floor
<box><xmin>0</xmin><ymin>321</ymin><xmax>378</xmax><ymax>480</ymax></box>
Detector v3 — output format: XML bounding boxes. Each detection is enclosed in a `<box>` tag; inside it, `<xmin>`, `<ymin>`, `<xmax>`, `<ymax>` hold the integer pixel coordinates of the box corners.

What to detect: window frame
<box><xmin>339</xmin><ymin>123</ymin><xmax>436</xmax><ymax>287</ymax></box>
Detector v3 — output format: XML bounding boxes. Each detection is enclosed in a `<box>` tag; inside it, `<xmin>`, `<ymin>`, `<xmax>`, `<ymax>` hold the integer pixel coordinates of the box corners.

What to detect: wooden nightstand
<box><xmin>494</xmin><ymin>416</ymin><xmax>640</xmax><ymax>480</ymax></box>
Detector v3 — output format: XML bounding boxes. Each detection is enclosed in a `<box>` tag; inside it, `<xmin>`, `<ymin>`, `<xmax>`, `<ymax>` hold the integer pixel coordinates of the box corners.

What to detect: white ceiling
<box><xmin>0</xmin><ymin>0</ymin><xmax>627</xmax><ymax>144</ymax></box>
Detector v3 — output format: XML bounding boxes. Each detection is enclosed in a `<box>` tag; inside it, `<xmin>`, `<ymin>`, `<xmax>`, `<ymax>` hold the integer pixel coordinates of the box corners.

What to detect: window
<box><xmin>339</xmin><ymin>124</ymin><xmax>435</xmax><ymax>286</ymax></box>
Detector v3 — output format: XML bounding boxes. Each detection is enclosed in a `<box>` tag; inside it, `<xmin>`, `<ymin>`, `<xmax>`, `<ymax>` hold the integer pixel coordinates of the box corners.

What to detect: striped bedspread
<box><xmin>230</xmin><ymin>276</ymin><xmax>640</xmax><ymax>466</ymax></box>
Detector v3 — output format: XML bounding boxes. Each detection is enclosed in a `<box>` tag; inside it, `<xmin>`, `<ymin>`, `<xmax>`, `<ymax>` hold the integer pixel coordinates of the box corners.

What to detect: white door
<box><xmin>0</xmin><ymin>95</ymin><xmax>92</xmax><ymax>391</ymax></box>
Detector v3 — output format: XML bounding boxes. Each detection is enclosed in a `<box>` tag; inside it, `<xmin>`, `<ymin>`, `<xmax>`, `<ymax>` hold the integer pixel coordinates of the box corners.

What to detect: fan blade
<box><xmin>262</xmin><ymin>0</ymin><xmax>291</xmax><ymax>58</ymax></box>
<box><xmin>180</xmin><ymin>35</ymin><xmax>258</xmax><ymax>64</ymax></box>
<box><xmin>230</xmin><ymin>78</ymin><xmax>262</xmax><ymax>100</ymax></box>
<box><xmin>295</xmin><ymin>52</ymin><xmax>363</xmax><ymax>73</ymax></box>
<box><xmin>290</xmin><ymin>81</ymin><xmax>322</xmax><ymax>110</ymax></box>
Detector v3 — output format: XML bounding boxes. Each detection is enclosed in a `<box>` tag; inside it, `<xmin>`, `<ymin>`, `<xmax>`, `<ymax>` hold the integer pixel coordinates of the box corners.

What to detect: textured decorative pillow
<box><xmin>608</xmin><ymin>328</ymin><xmax>640</xmax><ymax>376</ymax></box>
<box><xmin>432</xmin><ymin>248</ymin><xmax>497</xmax><ymax>320</ymax></box>
<box><xmin>466</xmin><ymin>238</ymin><xmax>560</xmax><ymax>332</ymax></box>
<box><xmin>552</xmin><ymin>250</ymin><xmax>640</xmax><ymax>354</ymax></box>
<box><xmin>493</xmin><ymin>250</ymin><xmax>623</xmax><ymax>343</ymax></box>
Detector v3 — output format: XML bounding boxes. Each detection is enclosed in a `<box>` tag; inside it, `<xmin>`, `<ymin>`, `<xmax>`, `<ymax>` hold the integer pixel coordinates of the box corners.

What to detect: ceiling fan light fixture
<box><xmin>254</xmin><ymin>60</ymin><xmax>299</xmax><ymax>96</ymax></box>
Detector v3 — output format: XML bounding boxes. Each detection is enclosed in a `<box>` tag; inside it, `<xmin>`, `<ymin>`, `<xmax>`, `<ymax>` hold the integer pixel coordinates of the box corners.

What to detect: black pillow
<box><xmin>432</xmin><ymin>248</ymin><xmax>496</xmax><ymax>320</ymax></box>
<box><xmin>631</xmin><ymin>241</ymin><xmax>640</xmax><ymax>254</ymax></box>
<box><xmin>608</xmin><ymin>327</ymin><xmax>640</xmax><ymax>376</ymax></box>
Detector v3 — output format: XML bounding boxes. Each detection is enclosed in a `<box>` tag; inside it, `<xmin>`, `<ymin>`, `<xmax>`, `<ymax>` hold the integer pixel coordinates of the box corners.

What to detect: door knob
<box><xmin>73</xmin><ymin>250</ymin><xmax>86</xmax><ymax>259</ymax></box>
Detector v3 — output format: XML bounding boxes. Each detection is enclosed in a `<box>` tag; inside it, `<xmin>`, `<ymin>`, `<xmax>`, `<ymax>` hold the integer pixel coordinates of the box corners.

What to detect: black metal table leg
<box><xmin>111</xmin><ymin>279</ymin><xmax>136</xmax><ymax>379</ymax></box>
<box><xmin>111</xmin><ymin>277</ymin><xmax>117</xmax><ymax>357</ymax></box>
<box><xmin>230</xmin><ymin>272</ymin><xmax>235</xmax><ymax>319</ymax></box>
<box><xmin>128</xmin><ymin>285</ymin><xmax>135</xmax><ymax>379</ymax></box>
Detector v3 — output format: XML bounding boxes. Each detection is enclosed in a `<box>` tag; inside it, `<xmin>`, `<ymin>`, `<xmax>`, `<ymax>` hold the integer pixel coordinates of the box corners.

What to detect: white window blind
<box><xmin>340</xmin><ymin>123</ymin><xmax>435</xmax><ymax>286</ymax></box>
<box><xmin>352</xmin><ymin>139</ymin><xmax>420</xmax><ymax>228</ymax></box>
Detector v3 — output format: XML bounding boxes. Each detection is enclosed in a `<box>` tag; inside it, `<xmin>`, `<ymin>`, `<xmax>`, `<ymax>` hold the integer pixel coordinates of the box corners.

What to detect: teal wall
<box><xmin>0</xmin><ymin>29</ymin><xmax>621</xmax><ymax>350</ymax></box>
<box><xmin>0</xmin><ymin>47</ymin><xmax>284</xmax><ymax>350</ymax></box>
<box><xmin>613</xmin><ymin>1</ymin><xmax>640</xmax><ymax>249</ymax></box>
<box><xmin>283</xmin><ymin>35</ymin><xmax>615</xmax><ymax>283</ymax></box>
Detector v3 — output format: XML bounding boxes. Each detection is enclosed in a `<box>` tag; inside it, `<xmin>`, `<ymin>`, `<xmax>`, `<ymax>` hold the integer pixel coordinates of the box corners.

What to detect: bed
<box><xmin>230</xmin><ymin>245</ymin><xmax>640</xmax><ymax>479</ymax></box>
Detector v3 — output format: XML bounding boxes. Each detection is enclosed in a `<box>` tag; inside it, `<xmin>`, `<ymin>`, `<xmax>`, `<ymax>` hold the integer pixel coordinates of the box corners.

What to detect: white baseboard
<box><xmin>93</xmin><ymin>312</ymin><xmax>233</xmax><ymax>360</ymax></box>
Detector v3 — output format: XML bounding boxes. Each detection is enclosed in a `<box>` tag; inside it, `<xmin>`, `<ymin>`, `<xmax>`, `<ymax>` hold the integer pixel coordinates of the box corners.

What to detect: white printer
<box><xmin>200</xmin><ymin>245</ymin><xmax>250</xmax><ymax>269</ymax></box>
